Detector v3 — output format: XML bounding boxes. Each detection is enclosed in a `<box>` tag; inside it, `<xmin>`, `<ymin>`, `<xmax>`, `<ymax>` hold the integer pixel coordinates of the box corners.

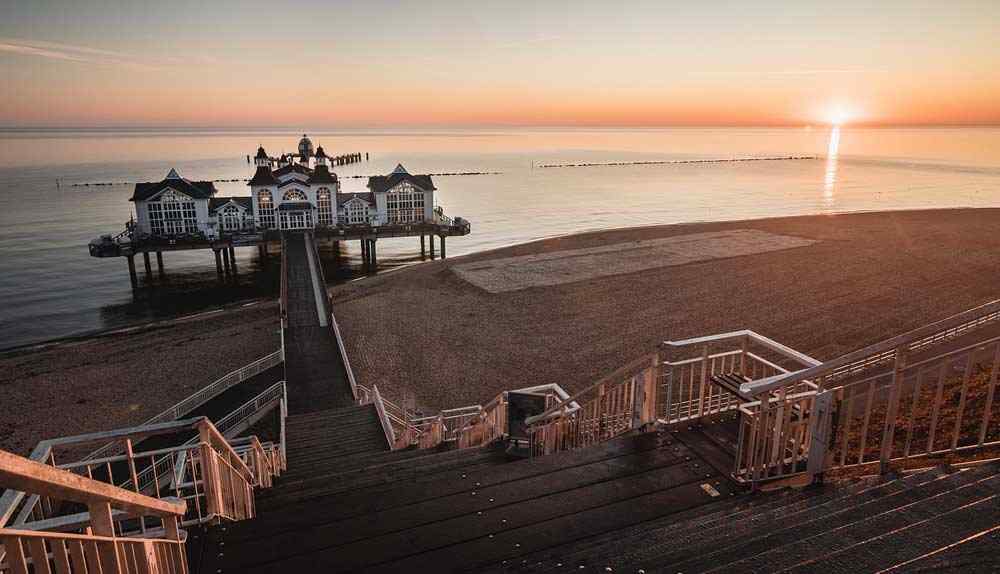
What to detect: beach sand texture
<box><xmin>452</xmin><ymin>229</ymin><xmax>817</xmax><ymax>292</ymax></box>
<box><xmin>3</xmin><ymin>208</ymin><xmax>1000</xmax><ymax>456</ymax></box>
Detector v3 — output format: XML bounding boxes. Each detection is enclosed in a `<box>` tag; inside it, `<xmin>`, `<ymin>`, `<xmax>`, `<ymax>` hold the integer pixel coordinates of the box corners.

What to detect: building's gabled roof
<box><xmin>337</xmin><ymin>192</ymin><xmax>374</xmax><ymax>206</ymax></box>
<box><xmin>209</xmin><ymin>196</ymin><xmax>252</xmax><ymax>214</ymax></box>
<box><xmin>307</xmin><ymin>164</ymin><xmax>338</xmax><ymax>184</ymax></box>
<box><xmin>274</xmin><ymin>163</ymin><xmax>313</xmax><ymax>178</ymax></box>
<box><xmin>131</xmin><ymin>170</ymin><xmax>216</xmax><ymax>201</ymax></box>
<box><xmin>248</xmin><ymin>166</ymin><xmax>279</xmax><ymax>186</ymax></box>
<box><xmin>367</xmin><ymin>165</ymin><xmax>435</xmax><ymax>194</ymax></box>
<box><xmin>277</xmin><ymin>201</ymin><xmax>314</xmax><ymax>211</ymax></box>
<box><xmin>277</xmin><ymin>178</ymin><xmax>311</xmax><ymax>188</ymax></box>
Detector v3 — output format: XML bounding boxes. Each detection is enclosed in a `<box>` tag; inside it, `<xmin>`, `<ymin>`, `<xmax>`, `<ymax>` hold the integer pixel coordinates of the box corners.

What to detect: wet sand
<box><xmin>3</xmin><ymin>208</ymin><xmax>1000</xmax><ymax>455</ymax></box>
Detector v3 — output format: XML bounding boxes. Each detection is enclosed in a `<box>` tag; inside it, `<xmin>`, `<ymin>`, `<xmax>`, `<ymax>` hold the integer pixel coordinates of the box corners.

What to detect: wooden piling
<box><xmin>142</xmin><ymin>252</ymin><xmax>153</xmax><ymax>276</ymax></box>
<box><xmin>440</xmin><ymin>235</ymin><xmax>446</xmax><ymax>259</ymax></box>
<box><xmin>420</xmin><ymin>234</ymin><xmax>426</xmax><ymax>257</ymax></box>
<box><xmin>430</xmin><ymin>234</ymin><xmax>436</xmax><ymax>258</ymax></box>
<box><xmin>156</xmin><ymin>251</ymin><xmax>164</xmax><ymax>274</ymax></box>
<box><xmin>370</xmin><ymin>239</ymin><xmax>377</xmax><ymax>269</ymax></box>
<box><xmin>222</xmin><ymin>247</ymin><xmax>231</xmax><ymax>274</ymax></box>
<box><xmin>229</xmin><ymin>246</ymin><xmax>238</xmax><ymax>275</ymax></box>
<box><xmin>214</xmin><ymin>249</ymin><xmax>223</xmax><ymax>278</ymax></box>
<box><xmin>127</xmin><ymin>255</ymin><xmax>138</xmax><ymax>288</ymax></box>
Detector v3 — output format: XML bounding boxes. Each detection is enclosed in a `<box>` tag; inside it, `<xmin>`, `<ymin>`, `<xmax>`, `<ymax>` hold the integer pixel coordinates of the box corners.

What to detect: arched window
<box><xmin>148</xmin><ymin>189</ymin><xmax>197</xmax><ymax>235</ymax></box>
<box><xmin>257</xmin><ymin>189</ymin><xmax>275</xmax><ymax>229</ymax></box>
<box><xmin>316</xmin><ymin>188</ymin><xmax>333</xmax><ymax>225</ymax></box>
<box><xmin>282</xmin><ymin>189</ymin><xmax>307</xmax><ymax>202</ymax></box>
<box><xmin>386</xmin><ymin>182</ymin><xmax>425</xmax><ymax>223</ymax></box>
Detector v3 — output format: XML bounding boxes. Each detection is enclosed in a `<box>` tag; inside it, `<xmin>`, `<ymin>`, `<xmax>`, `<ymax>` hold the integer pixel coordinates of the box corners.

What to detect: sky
<box><xmin>1</xmin><ymin>0</ymin><xmax>999</xmax><ymax>128</ymax></box>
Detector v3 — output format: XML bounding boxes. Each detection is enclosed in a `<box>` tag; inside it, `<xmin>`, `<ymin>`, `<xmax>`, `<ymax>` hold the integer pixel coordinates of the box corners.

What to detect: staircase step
<box><xmin>781</xmin><ymin>467</ymin><xmax>1000</xmax><ymax>573</ymax></box>
<box><xmin>633</xmin><ymin>465</ymin><xmax>990</xmax><ymax>573</ymax></box>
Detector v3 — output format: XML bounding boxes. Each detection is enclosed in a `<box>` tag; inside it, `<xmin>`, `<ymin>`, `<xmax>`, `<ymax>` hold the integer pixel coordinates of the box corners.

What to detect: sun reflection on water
<box><xmin>824</xmin><ymin>126</ymin><xmax>841</xmax><ymax>205</ymax></box>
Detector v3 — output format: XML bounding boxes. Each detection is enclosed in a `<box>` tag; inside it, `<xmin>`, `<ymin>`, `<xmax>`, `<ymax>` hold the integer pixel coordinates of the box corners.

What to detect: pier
<box><xmin>90</xmin><ymin>220</ymin><xmax>471</xmax><ymax>288</ymax></box>
<box><xmin>87</xmin><ymin>137</ymin><xmax>471</xmax><ymax>288</ymax></box>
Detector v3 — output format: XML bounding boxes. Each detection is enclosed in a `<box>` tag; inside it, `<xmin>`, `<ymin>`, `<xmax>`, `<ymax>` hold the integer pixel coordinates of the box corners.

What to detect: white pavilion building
<box><xmin>130</xmin><ymin>135</ymin><xmax>441</xmax><ymax>237</ymax></box>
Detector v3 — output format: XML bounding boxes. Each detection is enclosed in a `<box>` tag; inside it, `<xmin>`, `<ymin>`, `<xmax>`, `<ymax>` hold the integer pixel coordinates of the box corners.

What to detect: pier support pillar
<box><xmin>360</xmin><ymin>238</ymin><xmax>368</xmax><ymax>267</ymax></box>
<box><xmin>369</xmin><ymin>239</ymin><xmax>377</xmax><ymax>270</ymax></box>
<box><xmin>229</xmin><ymin>246</ymin><xmax>238</xmax><ymax>276</ymax></box>
<box><xmin>420</xmin><ymin>234</ymin><xmax>426</xmax><ymax>257</ymax></box>
<box><xmin>429</xmin><ymin>234</ymin><xmax>436</xmax><ymax>259</ymax></box>
<box><xmin>440</xmin><ymin>235</ymin><xmax>446</xmax><ymax>259</ymax></box>
<box><xmin>127</xmin><ymin>255</ymin><xmax>138</xmax><ymax>289</ymax></box>
<box><xmin>156</xmin><ymin>251</ymin><xmax>164</xmax><ymax>274</ymax></box>
<box><xmin>214</xmin><ymin>249</ymin><xmax>223</xmax><ymax>278</ymax></box>
<box><xmin>143</xmin><ymin>252</ymin><xmax>153</xmax><ymax>276</ymax></box>
<box><xmin>222</xmin><ymin>247</ymin><xmax>231</xmax><ymax>275</ymax></box>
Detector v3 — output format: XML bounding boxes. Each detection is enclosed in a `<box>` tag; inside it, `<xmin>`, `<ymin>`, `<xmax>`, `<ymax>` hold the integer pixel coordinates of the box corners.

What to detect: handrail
<box><xmin>0</xmin><ymin>450</ymin><xmax>186</xmax><ymax>519</ymax></box>
<box><xmin>84</xmin><ymin>349</ymin><xmax>284</xmax><ymax>461</ymax></box>
<box><xmin>525</xmin><ymin>354</ymin><xmax>654</xmax><ymax>426</ymax></box>
<box><xmin>742</xmin><ymin>298</ymin><xmax>1000</xmax><ymax>396</ymax></box>
<box><xmin>664</xmin><ymin>330</ymin><xmax>822</xmax><ymax>369</ymax></box>
<box><xmin>370</xmin><ymin>385</ymin><xmax>398</xmax><ymax>449</ymax></box>
<box><xmin>280</xmin><ymin>233</ymin><xmax>289</xmax><ymax>329</ymax></box>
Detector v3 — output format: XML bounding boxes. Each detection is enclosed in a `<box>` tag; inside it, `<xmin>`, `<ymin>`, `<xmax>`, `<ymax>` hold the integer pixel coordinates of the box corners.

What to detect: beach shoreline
<box><xmin>3</xmin><ymin>207</ymin><xmax>1000</xmax><ymax>456</ymax></box>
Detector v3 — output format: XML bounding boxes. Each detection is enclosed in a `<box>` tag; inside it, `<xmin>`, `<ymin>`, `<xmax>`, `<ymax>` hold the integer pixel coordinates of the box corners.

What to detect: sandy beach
<box><xmin>3</xmin><ymin>208</ymin><xmax>1000</xmax><ymax>456</ymax></box>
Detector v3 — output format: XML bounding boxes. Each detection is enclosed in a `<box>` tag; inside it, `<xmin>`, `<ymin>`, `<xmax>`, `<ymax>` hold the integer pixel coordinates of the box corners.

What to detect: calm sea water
<box><xmin>1</xmin><ymin>127</ymin><xmax>999</xmax><ymax>350</ymax></box>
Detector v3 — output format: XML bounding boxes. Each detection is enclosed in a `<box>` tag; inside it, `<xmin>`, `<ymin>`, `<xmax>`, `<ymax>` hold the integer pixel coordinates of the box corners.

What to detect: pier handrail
<box><xmin>369</xmin><ymin>385</ymin><xmax>399</xmax><ymax>449</ymax></box>
<box><xmin>85</xmin><ymin>350</ymin><xmax>283</xmax><ymax>462</ymax></box>
<box><xmin>305</xmin><ymin>231</ymin><xmax>359</xmax><ymax>401</ymax></box>
<box><xmin>0</xmin><ymin>449</ymin><xmax>188</xmax><ymax>573</ymax></box>
<box><xmin>741</xmin><ymin>298</ymin><xmax>1000</xmax><ymax>397</ymax></box>
<box><xmin>525</xmin><ymin>354</ymin><xmax>659</xmax><ymax>426</ymax></box>
<box><xmin>0</xmin><ymin>416</ymin><xmax>260</xmax><ymax>529</ymax></box>
<box><xmin>663</xmin><ymin>330</ymin><xmax>822</xmax><ymax>370</ymax></box>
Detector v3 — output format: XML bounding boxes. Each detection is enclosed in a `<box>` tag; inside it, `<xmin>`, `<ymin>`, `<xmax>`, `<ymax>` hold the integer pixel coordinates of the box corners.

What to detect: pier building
<box><xmin>89</xmin><ymin>135</ymin><xmax>470</xmax><ymax>287</ymax></box>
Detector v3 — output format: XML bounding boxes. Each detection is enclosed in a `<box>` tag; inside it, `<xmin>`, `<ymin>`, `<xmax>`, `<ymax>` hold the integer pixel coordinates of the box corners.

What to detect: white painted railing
<box><xmin>85</xmin><ymin>350</ymin><xmax>284</xmax><ymax>462</ymax></box>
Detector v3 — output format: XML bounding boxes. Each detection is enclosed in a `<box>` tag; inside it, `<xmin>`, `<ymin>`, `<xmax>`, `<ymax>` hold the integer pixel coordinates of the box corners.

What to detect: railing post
<box><xmin>740</xmin><ymin>334</ymin><xmax>749</xmax><ymax>377</ymax></box>
<box><xmin>197</xmin><ymin>423</ymin><xmax>223</xmax><ymax>520</ymax></box>
<box><xmin>88</xmin><ymin>501</ymin><xmax>125</xmax><ymax>572</ymax></box>
<box><xmin>698</xmin><ymin>345</ymin><xmax>710</xmax><ymax>417</ymax></box>
<box><xmin>879</xmin><ymin>345</ymin><xmax>908</xmax><ymax>474</ymax></box>
<box><xmin>806</xmin><ymin>390</ymin><xmax>834</xmax><ymax>482</ymax></box>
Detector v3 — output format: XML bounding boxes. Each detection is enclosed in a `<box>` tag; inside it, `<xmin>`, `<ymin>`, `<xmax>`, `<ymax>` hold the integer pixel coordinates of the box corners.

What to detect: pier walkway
<box><xmin>280</xmin><ymin>231</ymin><xmax>357</xmax><ymax>414</ymax></box>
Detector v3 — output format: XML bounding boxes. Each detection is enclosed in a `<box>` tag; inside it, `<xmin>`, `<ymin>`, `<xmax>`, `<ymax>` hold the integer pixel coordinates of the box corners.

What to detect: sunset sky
<box><xmin>2</xmin><ymin>0</ymin><xmax>999</xmax><ymax>128</ymax></box>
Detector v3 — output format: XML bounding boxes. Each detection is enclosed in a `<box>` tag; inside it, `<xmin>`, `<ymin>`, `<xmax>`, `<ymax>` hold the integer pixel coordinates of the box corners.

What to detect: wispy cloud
<box><xmin>0</xmin><ymin>37</ymin><xmax>205</xmax><ymax>71</ymax></box>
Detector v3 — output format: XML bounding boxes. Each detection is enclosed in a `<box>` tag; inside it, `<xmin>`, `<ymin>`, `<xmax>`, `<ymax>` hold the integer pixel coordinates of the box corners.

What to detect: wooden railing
<box><xmin>660</xmin><ymin>331</ymin><xmax>821</xmax><ymax>424</ymax></box>
<box><xmin>0</xmin><ymin>449</ymin><xmax>188</xmax><ymax>574</ymax></box>
<box><xmin>457</xmin><ymin>393</ymin><xmax>509</xmax><ymax>449</ymax></box>
<box><xmin>1</xmin><ymin>417</ymin><xmax>279</xmax><ymax>532</ymax></box>
<box><xmin>85</xmin><ymin>351</ymin><xmax>284</xmax><ymax>463</ymax></box>
<box><xmin>732</xmin><ymin>299</ymin><xmax>1000</xmax><ymax>487</ymax></box>
<box><xmin>526</xmin><ymin>355</ymin><xmax>659</xmax><ymax>456</ymax></box>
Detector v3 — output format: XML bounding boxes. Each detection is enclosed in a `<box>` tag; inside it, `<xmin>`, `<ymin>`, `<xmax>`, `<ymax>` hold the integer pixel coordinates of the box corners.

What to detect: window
<box><xmin>317</xmin><ymin>188</ymin><xmax>333</xmax><ymax>225</ymax></box>
<box><xmin>386</xmin><ymin>182</ymin><xmax>425</xmax><ymax>223</ymax></box>
<box><xmin>282</xmin><ymin>189</ymin><xmax>307</xmax><ymax>202</ymax></box>
<box><xmin>346</xmin><ymin>199</ymin><xmax>369</xmax><ymax>225</ymax></box>
<box><xmin>219</xmin><ymin>205</ymin><xmax>244</xmax><ymax>231</ymax></box>
<box><xmin>148</xmin><ymin>189</ymin><xmax>197</xmax><ymax>235</ymax></box>
<box><xmin>258</xmin><ymin>190</ymin><xmax>275</xmax><ymax>228</ymax></box>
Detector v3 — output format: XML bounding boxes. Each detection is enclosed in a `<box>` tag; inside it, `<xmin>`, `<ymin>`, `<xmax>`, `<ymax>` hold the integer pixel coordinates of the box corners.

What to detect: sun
<box><xmin>823</xmin><ymin>103</ymin><xmax>860</xmax><ymax>126</ymax></box>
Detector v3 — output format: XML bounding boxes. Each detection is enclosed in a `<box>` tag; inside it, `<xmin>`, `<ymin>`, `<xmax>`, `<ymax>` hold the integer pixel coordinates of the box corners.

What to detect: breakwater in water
<box><xmin>66</xmin><ymin>171</ymin><xmax>503</xmax><ymax>188</ymax></box>
<box><xmin>538</xmin><ymin>155</ymin><xmax>819</xmax><ymax>168</ymax></box>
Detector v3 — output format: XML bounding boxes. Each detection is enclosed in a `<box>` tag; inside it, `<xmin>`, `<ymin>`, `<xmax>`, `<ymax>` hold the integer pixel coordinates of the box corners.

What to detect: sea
<box><xmin>1</xmin><ymin>127</ymin><xmax>999</xmax><ymax>351</ymax></box>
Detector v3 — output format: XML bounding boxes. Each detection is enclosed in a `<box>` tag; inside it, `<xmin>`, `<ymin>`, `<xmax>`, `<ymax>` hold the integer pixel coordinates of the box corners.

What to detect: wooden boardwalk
<box><xmin>281</xmin><ymin>232</ymin><xmax>356</xmax><ymax>413</ymax></box>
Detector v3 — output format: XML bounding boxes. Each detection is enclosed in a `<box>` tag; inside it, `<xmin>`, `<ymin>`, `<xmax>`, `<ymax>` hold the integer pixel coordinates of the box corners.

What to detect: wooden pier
<box><xmin>89</xmin><ymin>220</ymin><xmax>471</xmax><ymax>288</ymax></box>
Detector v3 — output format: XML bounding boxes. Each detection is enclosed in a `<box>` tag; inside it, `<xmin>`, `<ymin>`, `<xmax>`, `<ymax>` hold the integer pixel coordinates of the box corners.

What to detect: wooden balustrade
<box><xmin>0</xmin><ymin>449</ymin><xmax>187</xmax><ymax>574</ymax></box>
<box><xmin>527</xmin><ymin>356</ymin><xmax>659</xmax><ymax>456</ymax></box>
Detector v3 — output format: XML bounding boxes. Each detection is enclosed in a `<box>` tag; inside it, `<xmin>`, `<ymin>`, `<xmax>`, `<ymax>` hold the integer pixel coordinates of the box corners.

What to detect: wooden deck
<box><xmin>281</xmin><ymin>233</ymin><xmax>356</xmax><ymax>413</ymax></box>
<box><xmin>191</xmin><ymin>424</ymin><xmax>742</xmax><ymax>573</ymax></box>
